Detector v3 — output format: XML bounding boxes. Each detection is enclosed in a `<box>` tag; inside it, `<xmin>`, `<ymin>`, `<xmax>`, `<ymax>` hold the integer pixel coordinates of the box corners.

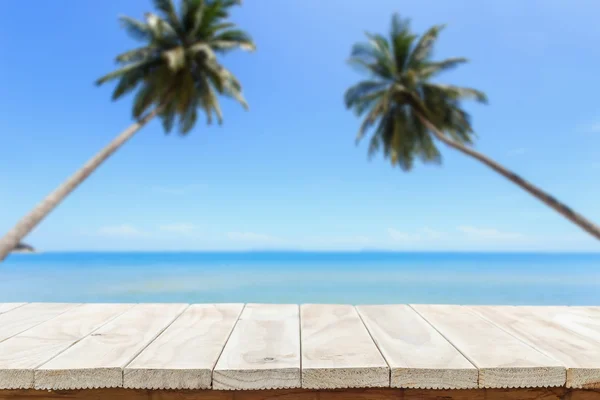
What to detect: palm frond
<box><xmin>196</xmin><ymin>74</ymin><xmax>215</xmax><ymax>124</ymax></box>
<box><xmin>187</xmin><ymin>1</ymin><xmax>206</xmax><ymax>38</ymax></box>
<box><xmin>357</xmin><ymin>94</ymin><xmax>389</xmax><ymax>143</ymax></box>
<box><xmin>210</xmin><ymin>22</ymin><xmax>235</xmax><ymax>33</ymax></box>
<box><xmin>408</xmin><ymin>24</ymin><xmax>446</xmax><ymax>67</ymax></box>
<box><xmin>180</xmin><ymin>97</ymin><xmax>199</xmax><ymax>133</ymax></box>
<box><xmin>153</xmin><ymin>0</ymin><xmax>182</xmax><ymax>32</ymax></box>
<box><xmin>210</xmin><ymin>29</ymin><xmax>256</xmax><ymax>52</ymax></box>
<box><xmin>350</xmin><ymin>40</ymin><xmax>394</xmax><ymax>76</ymax></box>
<box><xmin>160</xmin><ymin>101</ymin><xmax>178</xmax><ymax>133</ymax></box>
<box><xmin>115</xmin><ymin>47</ymin><xmax>158</xmax><ymax>64</ymax></box>
<box><xmin>95</xmin><ymin>58</ymin><xmax>160</xmax><ymax>86</ymax></box>
<box><xmin>144</xmin><ymin>12</ymin><xmax>178</xmax><ymax>44</ymax></box>
<box><xmin>390</xmin><ymin>15</ymin><xmax>416</xmax><ymax>73</ymax></box>
<box><xmin>344</xmin><ymin>80</ymin><xmax>389</xmax><ymax>110</ymax></box>
<box><xmin>111</xmin><ymin>69</ymin><xmax>145</xmax><ymax>100</ymax></box>
<box><xmin>132</xmin><ymin>83</ymin><xmax>158</xmax><ymax>118</ymax></box>
<box><xmin>424</xmin><ymin>83</ymin><xmax>488</xmax><ymax>104</ymax></box>
<box><xmin>347</xmin><ymin>56</ymin><xmax>395</xmax><ymax>81</ymax></box>
<box><xmin>119</xmin><ymin>16</ymin><xmax>151</xmax><ymax>42</ymax></box>
<box><xmin>420</xmin><ymin>57</ymin><xmax>468</xmax><ymax>77</ymax></box>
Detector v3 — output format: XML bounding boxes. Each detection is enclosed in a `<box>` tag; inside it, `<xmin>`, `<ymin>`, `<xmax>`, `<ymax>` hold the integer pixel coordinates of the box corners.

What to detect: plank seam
<box><xmin>466</xmin><ymin>306</ymin><xmax>571</xmax><ymax>371</ymax></box>
<box><xmin>298</xmin><ymin>303</ymin><xmax>303</xmax><ymax>389</ymax></box>
<box><xmin>354</xmin><ymin>306</ymin><xmax>391</xmax><ymax>387</ymax></box>
<box><xmin>0</xmin><ymin>303</ymin><xmax>83</xmax><ymax>345</ymax></box>
<box><xmin>121</xmin><ymin>303</ymin><xmax>192</xmax><ymax>387</ymax></box>
<box><xmin>408</xmin><ymin>304</ymin><xmax>481</xmax><ymax>387</ymax></box>
<box><xmin>458</xmin><ymin>306</ymin><xmax>565</xmax><ymax>388</ymax></box>
<box><xmin>209</xmin><ymin>303</ymin><xmax>247</xmax><ymax>390</ymax></box>
<box><xmin>31</xmin><ymin>304</ymin><xmax>136</xmax><ymax>373</ymax></box>
<box><xmin>0</xmin><ymin>303</ymin><xmax>28</xmax><ymax>316</ymax></box>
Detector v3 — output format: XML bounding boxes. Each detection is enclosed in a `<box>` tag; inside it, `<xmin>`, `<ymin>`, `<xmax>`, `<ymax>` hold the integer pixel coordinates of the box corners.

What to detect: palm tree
<box><xmin>345</xmin><ymin>14</ymin><xmax>600</xmax><ymax>240</ymax></box>
<box><xmin>0</xmin><ymin>0</ymin><xmax>255</xmax><ymax>261</ymax></box>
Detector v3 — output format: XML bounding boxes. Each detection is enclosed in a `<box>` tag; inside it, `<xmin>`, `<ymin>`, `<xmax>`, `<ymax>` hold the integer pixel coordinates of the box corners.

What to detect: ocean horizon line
<box><xmin>10</xmin><ymin>249</ymin><xmax>600</xmax><ymax>255</ymax></box>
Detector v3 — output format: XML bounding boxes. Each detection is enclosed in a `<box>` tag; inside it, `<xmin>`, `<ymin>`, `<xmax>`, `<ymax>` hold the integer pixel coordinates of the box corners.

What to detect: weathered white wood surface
<box><xmin>470</xmin><ymin>305</ymin><xmax>600</xmax><ymax>389</ymax></box>
<box><xmin>301</xmin><ymin>304</ymin><xmax>389</xmax><ymax>389</ymax></box>
<box><xmin>357</xmin><ymin>305</ymin><xmax>477</xmax><ymax>389</ymax></box>
<box><xmin>411</xmin><ymin>304</ymin><xmax>566</xmax><ymax>388</ymax></box>
<box><xmin>213</xmin><ymin>304</ymin><xmax>301</xmax><ymax>390</ymax></box>
<box><xmin>0</xmin><ymin>303</ymin><xmax>597</xmax><ymax>391</ymax></box>
<box><xmin>35</xmin><ymin>303</ymin><xmax>187</xmax><ymax>390</ymax></box>
<box><xmin>0</xmin><ymin>303</ymin><xmax>132</xmax><ymax>389</ymax></box>
<box><xmin>125</xmin><ymin>304</ymin><xmax>243</xmax><ymax>390</ymax></box>
<box><xmin>0</xmin><ymin>303</ymin><xmax>79</xmax><ymax>343</ymax></box>
<box><xmin>509</xmin><ymin>306</ymin><xmax>600</xmax><ymax>343</ymax></box>
<box><xmin>0</xmin><ymin>303</ymin><xmax>26</xmax><ymax>315</ymax></box>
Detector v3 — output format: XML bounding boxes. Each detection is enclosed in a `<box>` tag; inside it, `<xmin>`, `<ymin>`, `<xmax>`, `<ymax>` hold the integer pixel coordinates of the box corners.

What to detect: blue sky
<box><xmin>1</xmin><ymin>0</ymin><xmax>599</xmax><ymax>252</ymax></box>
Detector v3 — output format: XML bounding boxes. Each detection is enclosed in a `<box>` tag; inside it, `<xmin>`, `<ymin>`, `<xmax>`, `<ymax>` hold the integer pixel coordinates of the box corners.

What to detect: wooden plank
<box><xmin>300</xmin><ymin>304</ymin><xmax>389</xmax><ymax>389</ymax></box>
<box><xmin>124</xmin><ymin>304</ymin><xmax>244</xmax><ymax>390</ymax></box>
<box><xmin>510</xmin><ymin>306</ymin><xmax>600</xmax><ymax>343</ymax></box>
<box><xmin>470</xmin><ymin>306</ymin><xmax>600</xmax><ymax>389</ymax></box>
<box><xmin>411</xmin><ymin>304</ymin><xmax>566</xmax><ymax>389</ymax></box>
<box><xmin>0</xmin><ymin>303</ymin><xmax>80</xmax><ymax>343</ymax></box>
<box><xmin>357</xmin><ymin>305</ymin><xmax>477</xmax><ymax>389</ymax></box>
<box><xmin>0</xmin><ymin>303</ymin><xmax>132</xmax><ymax>389</ymax></box>
<box><xmin>35</xmin><ymin>303</ymin><xmax>188</xmax><ymax>390</ymax></box>
<box><xmin>0</xmin><ymin>303</ymin><xmax>26</xmax><ymax>315</ymax></box>
<box><xmin>212</xmin><ymin>304</ymin><xmax>300</xmax><ymax>390</ymax></box>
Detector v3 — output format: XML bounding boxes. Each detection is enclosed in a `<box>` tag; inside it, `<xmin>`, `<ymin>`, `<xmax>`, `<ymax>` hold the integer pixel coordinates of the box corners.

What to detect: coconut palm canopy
<box><xmin>96</xmin><ymin>0</ymin><xmax>255</xmax><ymax>134</ymax></box>
<box><xmin>345</xmin><ymin>14</ymin><xmax>487</xmax><ymax>170</ymax></box>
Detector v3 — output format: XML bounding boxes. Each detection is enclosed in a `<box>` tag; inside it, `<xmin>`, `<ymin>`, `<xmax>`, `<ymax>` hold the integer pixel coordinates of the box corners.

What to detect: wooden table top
<box><xmin>0</xmin><ymin>303</ymin><xmax>598</xmax><ymax>391</ymax></box>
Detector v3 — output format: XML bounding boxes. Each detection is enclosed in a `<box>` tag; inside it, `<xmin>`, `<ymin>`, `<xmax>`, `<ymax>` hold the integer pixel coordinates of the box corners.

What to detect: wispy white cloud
<box><xmin>387</xmin><ymin>225</ymin><xmax>525</xmax><ymax>245</ymax></box>
<box><xmin>158</xmin><ymin>223</ymin><xmax>197</xmax><ymax>234</ymax></box>
<box><xmin>507</xmin><ymin>147</ymin><xmax>526</xmax><ymax>156</ymax></box>
<box><xmin>227</xmin><ymin>231</ymin><xmax>283</xmax><ymax>244</ymax></box>
<box><xmin>324</xmin><ymin>235</ymin><xmax>373</xmax><ymax>245</ymax></box>
<box><xmin>97</xmin><ymin>224</ymin><xmax>148</xmax><ymax>238</ymax></box>
<box><xmin>388</xmin><ymin>227</ymin><xmax>445</xmax><ymax>242</ymax></box>
<box><xmin>151</xmin><ymin>184</ymin><xmax>207</xmax><ymax>195</ymax></box>
<box><xmin>456</xmin><ymin>225</ymin><xmax>524</xmax><ymax>240</ymax></box>
<box><xmin>300</xmin><ymin>235</ymin><xmax>373</xmax><ymax>250</ymax></box>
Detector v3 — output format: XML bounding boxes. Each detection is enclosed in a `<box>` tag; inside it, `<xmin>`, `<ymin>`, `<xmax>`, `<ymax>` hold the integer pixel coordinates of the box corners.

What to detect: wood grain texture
<box><xmin>470</xmin><ymin>306</ymin><xmax>600</xmax><ymax>389</ymax></box>
<box><xmin>0</xmin><ymin>388</ymin><xmax>580</xmax><ymax>400</ymax></box>
<box><xmin>213</xmin><ymin>304</ymin><xmax>301</xmax><ymax>390</ymax></box>
<box><xmin>300</xmin><ymin>304</ymin><xmax>389</xmax><ymax>390</ymax></box>
<box><xmin>0</xmin><ymin>304</ymin><xmax>26</xmax><ymax>315</ymax></box>
<box><xmin>357</xmin><ymin>305</ymin><xmax>477</xmax><ymax>389</ymax></box>
<box><xmin>411</xmin><ymin>304</ymin><xmax>566</xmax><ymax>389</ymax></box>
<box><xmin>508</xmin><ymin>307</ymin><xmax>600</xmax><ymax>344</ymax></box>
<box><xmin>0</xmin><ymin>303</ymin><xmax>132</xmax><ymax>389</ymax></box>
<box><xmin>125</xmin><ymin>304</ymin><xmax>244</xmax><ymax>390</ymax></box>
<box><xmin>35</xmin><ymin>303</ymin><xmax>188</xmax><ymax>390</ymax></box>
<box><xmin>0</xmin><ymin>303</ymin><xmax>80</xmax><ymax>343</ymax></box>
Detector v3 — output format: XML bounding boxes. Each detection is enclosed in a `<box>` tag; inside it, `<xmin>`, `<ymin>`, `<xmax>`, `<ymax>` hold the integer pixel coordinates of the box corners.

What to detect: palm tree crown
<box><xmin>345</xmin><ymin>14</ymin><xmax>487</xmax><ymax>170</ymax></box>
<box><xmin>97</xmin><ymin>0</ymin><xmax>255</xmax><ymax>134</ymax></box>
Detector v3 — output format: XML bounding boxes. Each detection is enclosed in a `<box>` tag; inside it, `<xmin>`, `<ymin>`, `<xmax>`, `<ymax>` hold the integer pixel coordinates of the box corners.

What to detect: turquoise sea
<box><xmin>1</xmin><ymin>252</ymin><xmax>599</xmax><ymax>305</ymax></box>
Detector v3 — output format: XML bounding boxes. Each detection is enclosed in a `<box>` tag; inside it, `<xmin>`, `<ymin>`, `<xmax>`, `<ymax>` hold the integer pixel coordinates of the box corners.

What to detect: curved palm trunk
<box><xmin>0</xmin><ymin>107</ymin><xmax>163</xmax><ymax>262</ymax></box>
<box><xmin>417</xmin><ymin>115</ymin><xmax>600</xmax><ymax>240</ymax></box>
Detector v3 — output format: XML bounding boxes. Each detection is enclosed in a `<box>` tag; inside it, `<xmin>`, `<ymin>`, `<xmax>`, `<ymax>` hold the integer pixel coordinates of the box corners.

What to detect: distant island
<box><xmin>12</xmin><ymin>242</ymin><xmax>36</xmax><ymax>253</ymax></box>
